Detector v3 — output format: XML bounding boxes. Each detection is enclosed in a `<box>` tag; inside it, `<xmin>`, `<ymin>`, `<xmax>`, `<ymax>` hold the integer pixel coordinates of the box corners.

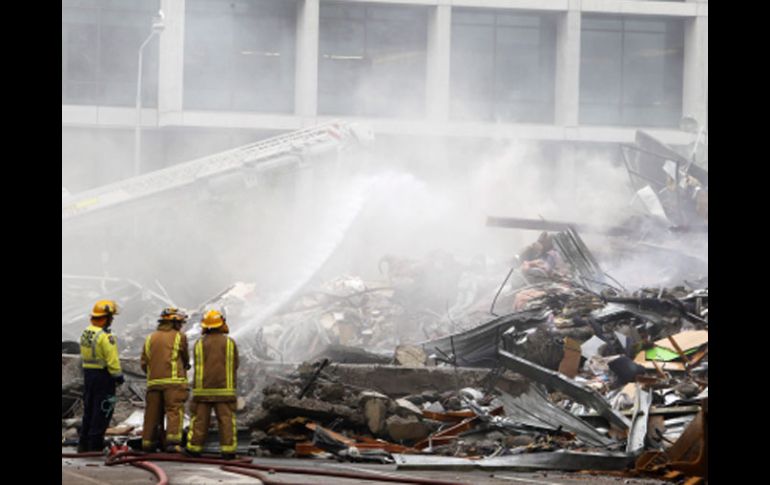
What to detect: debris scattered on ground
<box><xmin>62</xmin><ymin>129</ymin><xmax>707</xmax><ymax>483</ymax></box>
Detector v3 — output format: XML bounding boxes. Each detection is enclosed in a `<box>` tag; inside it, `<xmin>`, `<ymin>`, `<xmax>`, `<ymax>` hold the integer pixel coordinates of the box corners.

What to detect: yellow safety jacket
<box><xmin>192</xmin><ymin>332</ymin><xmax>238</xmax><ymax>401</ymax></box>
<box><xmin>80</xmin><ymin>324</ymin><xmax>123</xmax><ymax>377</ymax></box>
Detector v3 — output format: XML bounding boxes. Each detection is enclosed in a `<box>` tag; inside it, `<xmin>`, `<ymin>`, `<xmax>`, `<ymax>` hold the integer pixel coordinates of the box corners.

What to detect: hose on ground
<box><xmin>131</xmin><ymin>461</ymin><xmax>169</xmax><ymax>485</ymax></box>
<box><xmin>61</xmin><ymin>451</ymin><xmax>105</xmax><ymax>458</ymax></box>
<box><xmin>105</xmin><ymin>451</ymin><xmax>469</xmax><ymax>485</ymax></box>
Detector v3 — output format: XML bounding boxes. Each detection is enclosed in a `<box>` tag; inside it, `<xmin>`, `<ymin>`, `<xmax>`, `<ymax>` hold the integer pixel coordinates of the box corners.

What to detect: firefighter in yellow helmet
<box><xmin>140</xmin><ymin>307</ymin><xmax>191</xmax><ymax>452</ymax></box>
<box><xmin>186</xmin><ymin>310</ymin><xmax>239</xmax><ymax>458</ymax></box>
<box><xmin>78</xmin><ymin>300</ymin><xmax>124</xmax><ymax>452</ymax></box>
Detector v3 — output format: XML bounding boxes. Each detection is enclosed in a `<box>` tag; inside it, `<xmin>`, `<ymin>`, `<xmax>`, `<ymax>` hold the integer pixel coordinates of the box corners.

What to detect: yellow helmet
<box><xmin>91</xmin><ymin>300</ymin><xmax>119</xmax><ymax>318</ymax></box>
<box><xmin>201</xmin><ymin>310</ymin><xmax>225</xmax><ymax>329</ymax></box>
<box><xmin>159</xmin><ymin>307</ymin><xmax>187</xmax><ymax>323</ymax></box>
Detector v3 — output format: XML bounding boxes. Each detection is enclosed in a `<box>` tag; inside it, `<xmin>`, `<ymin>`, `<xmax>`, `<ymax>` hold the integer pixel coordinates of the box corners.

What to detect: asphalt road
<box><xmin>61</xmin><ymin>450</ymin><xmax>669</xmax><ymax>485</ymax></box>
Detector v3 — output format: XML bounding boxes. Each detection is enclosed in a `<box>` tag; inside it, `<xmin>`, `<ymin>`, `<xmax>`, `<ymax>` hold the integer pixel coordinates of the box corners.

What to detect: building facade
<box><xmin>62</xmin><ymin>0</ymin><xmax>707</xmax><ymax>191</ymax></box>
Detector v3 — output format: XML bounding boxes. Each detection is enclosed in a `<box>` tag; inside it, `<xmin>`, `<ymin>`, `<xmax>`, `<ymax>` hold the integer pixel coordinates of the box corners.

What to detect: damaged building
<box><xmin>63</xmin><ymin>0</ymin><xmax>707</xmax><ymax>484</ymax></box>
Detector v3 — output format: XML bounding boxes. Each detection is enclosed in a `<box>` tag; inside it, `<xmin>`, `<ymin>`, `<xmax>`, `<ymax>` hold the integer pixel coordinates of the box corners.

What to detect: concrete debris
<box><xmin>394</xmin><ymin>344</ymin><xmax>427</xmax><ymax>366</ymax></box>
<box><xmin>423</xmin><ymin>401</ymin><xmax>445</xmax><ymax>413</ymax></box>
<box><xmin>386</xmin><ymin>415</ymin><xmax>430</xmax><ymax>442</ymax></box>
<box><xmin>361</xmin><ymin>392</ymin><xmax>390</xmax><ymax>434</ymax></box>
<box><xmin>394</xmin><ymin>398</ymin><xmax>423</xmax><ymax>418</ymax></box>
<box><xmin>62</xmin><ymin>192</ymin><xmax>706</xmax><ymax>485</ymax></box>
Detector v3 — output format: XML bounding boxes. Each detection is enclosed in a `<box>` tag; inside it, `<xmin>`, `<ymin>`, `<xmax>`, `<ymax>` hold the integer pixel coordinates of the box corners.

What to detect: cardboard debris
<box><xmin>62</xmin><ymin>221</ymin><xmax>707</xmax><ymax>484</ymax></box>
<box><xmin>654</xmin><ymin>330</ymin><xmax>708</xmax><ymax>352</ymax></box>
<box><xmin>558</xmin><ymin>337</ymin><xmax>582</xmax><ymax>378</ymax></box>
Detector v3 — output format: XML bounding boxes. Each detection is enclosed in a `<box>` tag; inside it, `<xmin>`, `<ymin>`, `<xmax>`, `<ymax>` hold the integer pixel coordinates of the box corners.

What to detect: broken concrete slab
<box><xmin>325</xmin><ymin>363</ymin><xmax>507</xmax><ymax>396</ymax></box>
<box><xmin>360</xmin><ymin>391</ymin><xmax>390</xmax><ymax>435</ymax></box>
<box><xmin>316</xmin><ymin>382</ymin><xmax>346</xmax><ymax>402</ymax></box>
<box><xmin>394</xmin><ymin>344</ymin><xmax>427</xmax><ymax>367</ymax></box>
<box><xmin>423</xmin><ymin>401</ymin><xmax>445</xmax><ymax>413</ymax></box>
<box><xmin>261</xmin><ymin>394</ymin><xmax>363</xmax><ymax>427</ymax></box>
<box><xmin>386</xmin><ymin>415</ymin><xmax>430</xmax><ymax>442</ymax></box>
<box><xmin>394</xmin><ymin>398</ymin><xmax>423</xmax><ymax>418</ymax></box>
<box><xmin>310</xmin><ymin>344</ymin><xmax>392</xmax><ymax>365</ymax></box>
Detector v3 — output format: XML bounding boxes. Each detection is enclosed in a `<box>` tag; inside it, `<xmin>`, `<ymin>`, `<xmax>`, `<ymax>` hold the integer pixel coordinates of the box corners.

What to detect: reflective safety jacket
<box><xmin>192</xmin><ymin>332</ymin><xmax>238</xmax><ymax>401</ymax></box>
<box><xmin>141</xmin><ymin>323</ymin><xmax>190</xmax><ymax>389</ymax></box>
<box><xmin>80</xmin><ymin>324</ymin><xmax>123</xmax><ymax>378</ymax></box>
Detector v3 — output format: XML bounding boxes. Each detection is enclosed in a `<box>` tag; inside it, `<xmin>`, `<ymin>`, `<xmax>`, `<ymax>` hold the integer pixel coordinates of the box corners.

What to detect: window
<box><xmin>451</xmin><ymin>9</ymin><xmax>557</xmax><ymax>123</ymax></box>
<box><xmin>62</xmin><ymin>0</ymin><xmax>160</xmax><ymax>107</ymax></box>
<box><xmin>184</xmin><ymin>0</ymin><xmax>297</xmax><ymax>113</ymax></box>
<box><xmin>318</xmin><ymin>2</ymin><xmax>428</xmax><ymax>118</ymax></box>
<box><xmin>580</xmin><ymin>15</ymin><xmax>684</xmax><ymax>127</ymax></box>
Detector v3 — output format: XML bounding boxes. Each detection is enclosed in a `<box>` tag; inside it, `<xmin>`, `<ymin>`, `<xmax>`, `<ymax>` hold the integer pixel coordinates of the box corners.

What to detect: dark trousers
<box><xmin>79</xmin><ymin>369</ymin><xmax>116</xmax><ymax>452</ymax></box>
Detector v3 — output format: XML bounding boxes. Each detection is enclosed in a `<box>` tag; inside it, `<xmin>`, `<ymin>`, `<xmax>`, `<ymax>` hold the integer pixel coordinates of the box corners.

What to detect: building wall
<box><xmin>62</xmin><ymin>0</ymin><xmax>707</xmax><ymax>188</ymax></box>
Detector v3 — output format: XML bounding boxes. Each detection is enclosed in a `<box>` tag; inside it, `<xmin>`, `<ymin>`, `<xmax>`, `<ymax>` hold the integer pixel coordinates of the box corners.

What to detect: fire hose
<box><xmin>105</xmin><ymin>451</ymin><xmax>469</xmax><ymax>485</ymax></box>
<box><xmin>62</xmin><ymin>451</ymin><xmax>169</xmax><ymax>485</ymax></box>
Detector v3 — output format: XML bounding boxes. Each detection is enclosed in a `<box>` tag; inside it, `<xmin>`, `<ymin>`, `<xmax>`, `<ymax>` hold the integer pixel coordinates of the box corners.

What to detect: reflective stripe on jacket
<box><xmin>192</xmin><ymin>333</ymin><xmax>238</xmax><ymax>400</ymax></box>
<box><xmin>80</xmin><ymin>324</ymin><xmax>123</xmax><ymax>377</ymax></box>
<box><xmin>141</xmin><ymin>323</ymin><xmax>190</xmax><ymax>389</ymax></box>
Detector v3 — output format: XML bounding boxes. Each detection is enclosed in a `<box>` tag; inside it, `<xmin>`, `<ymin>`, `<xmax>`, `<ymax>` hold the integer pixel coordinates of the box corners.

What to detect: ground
<box><xmin>61</xmin><ymin>449</ymin><xmax>669</xmax><ymax>485</ymax></box>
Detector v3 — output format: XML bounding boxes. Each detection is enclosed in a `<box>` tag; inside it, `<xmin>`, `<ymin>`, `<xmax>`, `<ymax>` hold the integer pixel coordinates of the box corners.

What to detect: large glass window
<box><xmin>450</xmin><ymin>9</ymin><xmax>557</xmax><ymax>123</ymax></box>
<box><xmin>184</xmin><ymin>0</ymin><xmax>297</xmax><ymax>112</ymax></box>
<box><xmin>580</xmin><ymin>15</ymin><xmax>684</xmax><ymax>127</ymax></box>
<box><xmin>319</xmin><ymin>2</ymin><xmax>428</xmax><ymax>118</ymax></box>
<box><xmin>62</xmin><ymin>0</ymin><xmax>160</xmax><ymax>107</ymax></box>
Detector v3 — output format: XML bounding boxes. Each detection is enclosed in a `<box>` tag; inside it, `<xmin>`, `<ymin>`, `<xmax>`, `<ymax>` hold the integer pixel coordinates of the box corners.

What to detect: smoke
<box><xmin>62</xmin><ymin>129</ymin><xmax>704</xmax><ymax>327</ymax></box>
<box><xmin>62</xmin><ymin>1</ymin><xmax>706</xmax><ymax>344</ymax></box>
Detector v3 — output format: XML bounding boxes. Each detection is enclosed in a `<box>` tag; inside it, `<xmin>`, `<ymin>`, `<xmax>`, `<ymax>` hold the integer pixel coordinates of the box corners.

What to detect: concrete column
<box><xmin>554</xmin><ymin>2</ymin><xmax>581</xmax><ymax>127</ymax></box>
<box><xmin>158</xmin><ymin>0</ymin><xmax>186</xmax><ymax>120</ymax></box>
<box><xmin>295</xmin><ymin>0</ymin><xmax>320</xmax><ymax>118</ymax></box>
<box><xmin>682</xmin><ymin>13</ymin><xmax>707</xmax><ymax>129</ymax></box>
<box><xmin>426</xmin><ymin>5</ymin><xmax>451</xmax><ymax>122</ymax></box>
<box><xmin>558</xmin><ymin>142</ymin><xmax>577</xmax><ymax>206</ymax></box>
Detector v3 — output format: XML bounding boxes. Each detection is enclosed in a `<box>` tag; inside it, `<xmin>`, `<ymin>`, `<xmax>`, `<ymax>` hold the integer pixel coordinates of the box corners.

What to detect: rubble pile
<box><xmin>242</xmin><ymin>363</ymin><xmax>597</xmax><ymax>463</ymax></box>
<box><xmin>62</xmin><ymin>129</ymin><xmax>707</xmax><ymax>482</ymax></box>
<box><xmin>62</xmin><ymin>223</ymin><xmax>708</xmax><ymax>482</ymax></box>
<box><xmin>239</xmin><ymin>226</ymin><xmax>706</xmax><ymax>481</ymax></box>
<box><xmin>255</xmin><ymin>255</ymin><xmax>509</xmax><ymax>363</ymax></box>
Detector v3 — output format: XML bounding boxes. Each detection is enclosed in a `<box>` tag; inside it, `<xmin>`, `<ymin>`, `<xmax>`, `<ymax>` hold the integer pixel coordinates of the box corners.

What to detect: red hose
<box><xmin>106</xmin><ymin>452</ymin><xmax>469</xmax><ymax>485</ymax></box>
<box><xmin>62</xmin><ymin>451</ymin><xmax>168</xmax><ymax>485</ymax></box>
<box><xmin>132</xmin><ymin>461</ymin><xmax>169</xmax><ymax>485</ymax></box>
<box><xmin>61</xmin><ymin>451</ymin><xmax>105</xmax><ymax>458</ymax></box>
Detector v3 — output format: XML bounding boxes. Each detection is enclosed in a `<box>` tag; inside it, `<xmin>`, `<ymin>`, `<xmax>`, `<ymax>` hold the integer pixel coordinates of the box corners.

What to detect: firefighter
<box><xmin>186</xmin><ymin>310</ymin><xmax>239</xmax><ymax>458</ymax></box>
<box><xmin>140</xmin><ymin>307</ymin><xmax>191</xmax><ymax>453</ymax></box>
<box><xmin>78</xmin><ymin>300</ymin><xmax>124</xmax><ymax>452</ymax></box>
